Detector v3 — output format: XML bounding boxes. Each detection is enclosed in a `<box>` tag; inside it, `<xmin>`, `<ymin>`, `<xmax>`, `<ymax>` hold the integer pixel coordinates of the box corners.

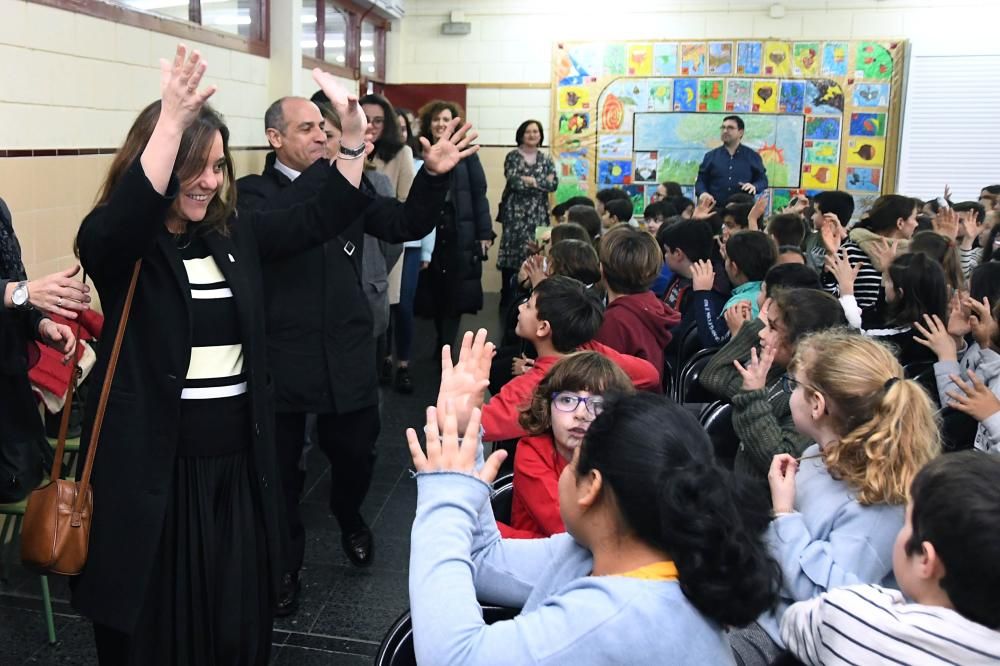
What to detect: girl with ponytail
<box><xmin>729</xmin><ymin>329</ymin><xmax>941</xmax><ymax>665</ymax></box>
<box><xmin>406</xmin><ymin>330</ymin><xmax>781</xmax><ymax>665</ymax></box>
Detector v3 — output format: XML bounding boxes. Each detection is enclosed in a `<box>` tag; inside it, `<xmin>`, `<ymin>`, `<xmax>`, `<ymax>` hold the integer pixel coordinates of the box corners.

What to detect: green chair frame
<box><xmin>0</xmin><ymin>498</ymin><xmax>57</xmax><ymax>645</ymax></box>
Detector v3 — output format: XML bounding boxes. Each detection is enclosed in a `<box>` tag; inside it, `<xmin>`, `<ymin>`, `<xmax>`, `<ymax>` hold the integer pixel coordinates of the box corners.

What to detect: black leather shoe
<box><xmin>341</xmin><ymin>525</ymin><xmax>375</xmax><ymax>568</ymax></box>
<box><xmin>394</xmin><ymin>366</ymin><xmax>414</xmax><ymax>394</ymax></box>
<box><xmin>275</xmin><ymin>571</ymin><xmax>300</xmax><ymax>617</ymax></box>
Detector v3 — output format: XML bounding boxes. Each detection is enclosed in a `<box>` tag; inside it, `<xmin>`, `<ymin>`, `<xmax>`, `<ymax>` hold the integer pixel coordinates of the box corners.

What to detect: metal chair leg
<box><xmin>40</xmin><ymin>575</ymin><xmax>56</xmax><ymax>645</ymax></box>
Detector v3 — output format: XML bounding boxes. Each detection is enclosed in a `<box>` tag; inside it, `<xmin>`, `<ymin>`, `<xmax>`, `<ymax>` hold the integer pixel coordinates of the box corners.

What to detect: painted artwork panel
<box><xmin>845</xmin><ymin>166</ymin><xmax>882</xmax><ymax>192</ymax></box>
<box><xmin>737</xmin><ymin>41</ymin><xmax>763</xmax><ymax>75</ymax></box>
<box><xmin>598</xmin><ymin>134</ymin><xmax>633</xmax><ymax>159</ymax></box>
<box><xmin>633</xmin><ymin>113</ymin><xmax>803</xmax><ymax>187</ymax></box>
<box><xmin>856</xmin><ymin>42</ymin><xmax>893</xmax><ymax>80</ymax></box>
<box><xmin>698</xmin><ymin>79</ymin><xmax>725</xmax><ymax>112</ymax></box>
<box><xmin>634</xmin><ymin>152</ymin><xmax>658</xmax><ymax>183</ymax></box>
<box><xmin>779</xmin><ymin>81</ymin><xmax>806</xmax><ymax>113</ymax></box>
<box><xmin>801</xmin><ymin>163</ymin><xmax>838</xmax><ymax>190</ymax></box>
<box><xmin>647</xmin><ymin>79</ymin><xmax>673</xmax><ymax>110</ymax></box>
<box><xmin>604</xmin><ymin>44</ymin><xmax>627</xmax><ymax>75</ymax></box>
<box><xmin>805</xmin><ymin>116</ymin><xmax>841</xmax><ymax>141</ymax></box>
<box><xmin>673</xmin><ymin>78</ymin><xmax>698</xmax><ymax>112</ymax></box>
<box><xmin>849</xmin><ymin>112</ymin><xmax>887</xmax><ymax>137</ymax></box>
<box><xmin>627</xmin><ymin>44</ymin><xmax>654</xmax><ymax>76</ymax></box>
<box><xmin>558</xmin><ymin>112</ymin><xmax>591</xmax><ymax>135</ymax></box>
<box><xmin>803</xmin><ymin>79</ymin><xmax>845</xmax><ymax>114</ymax></box>
<box><xmin>763</xmin><ymin>41</ymin><xmax>792</xmax><ymax>77</ymax></box>
<box><xmin>558</xmin><ymin>86</ymin><xmax>591</xmax><ymax>111</ymax></box>
<box><xmin>598</xmin><ymin>160</ymin><xmax>633</xmax><ymax>184</ymax></box>
<box><xmin>821</xmin><ymin>42</ymin><xmax>848</xmax><ymax>77</ymax></box>
<box><xmin>852</xmin><ymin>83</ymin><xmax>890</xmax><ymax>108</ymax></box>
<box><xmin>752</xmin><ymin>80</ymin><xmax>779</xmax><ymax>113</ymax></box>
<box><xmin>653</xmin><ymin>43</ymin><xmax>679</xmax><ymax>75</ymax></box>
<box><xmin>846</xmin><ymin>137</ymin><xmax>886</xmax><ymax>165</ymax></box>
<box><xmin>708</xmin><ymin>42</ymin><xmax>733</xmax><ymax>75</ymax></box>
<box><xmin>680</xmin><ymin>43</ymin><xmax>707</xmax><ymax>76</ymax></box>
<box><xmin>793</xmin><ymin>42</ymin><xmax>820</xmax><ymax>77</ymax></box>
<box><xmin>803</xmin><ymin>140</ymin><xmax>839</xmax><ymax>165</ymax></box>
<box><xmin>726</xmin><ymin>79</ymin><xmax>752</xmax><ymax>112</ymax></box>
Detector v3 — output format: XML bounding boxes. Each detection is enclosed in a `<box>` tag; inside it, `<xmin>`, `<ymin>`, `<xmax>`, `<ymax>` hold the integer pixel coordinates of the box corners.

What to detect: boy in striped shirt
<box><xmin>781</xmin><ymin>451</ymin><xmax>1000</xmax><ymax>665</ymax></box>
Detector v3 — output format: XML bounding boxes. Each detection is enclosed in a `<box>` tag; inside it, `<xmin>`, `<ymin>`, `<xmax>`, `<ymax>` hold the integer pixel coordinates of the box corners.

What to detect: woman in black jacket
<box><xmin>417</xmin><ymin>99</ymin><xmax>494</xmax><ymax>352</ymax></box>
<box><xmin>72</xmin><ymin>47</ymin><xmax>477</xmax><ymax>665</ymax></box>
<box><xmin>1</xmin><ymin>197</ymin><xmax>84</xmax><ymax>502</ymax></box>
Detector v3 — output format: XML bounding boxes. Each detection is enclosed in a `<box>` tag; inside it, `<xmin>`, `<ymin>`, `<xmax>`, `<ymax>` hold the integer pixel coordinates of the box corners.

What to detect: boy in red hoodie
<box><xmin>480</xmin><ymin>275</ymin><xmax>659</xmax><ymax>442</ymax></box>
<box><xmin>594</xmin><ymin>226</ymin><xmax>680</xmax><ymax>391</ymax></box>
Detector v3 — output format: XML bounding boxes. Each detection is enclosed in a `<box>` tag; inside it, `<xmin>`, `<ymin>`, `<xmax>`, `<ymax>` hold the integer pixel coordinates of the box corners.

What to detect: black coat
<box><xmin>426</xmin><ymin>152</ymin><xmax>493</xmax><ymax>316</ymax></box>
<box><xmin>72</xmin><ymin>159</ymin><xmax>372</xmax><ymax>633</ymax></box>
<box><xmin>236</xmin><ymin>154</ymin><xmax>447</xmax><ymax>414</ymax></box>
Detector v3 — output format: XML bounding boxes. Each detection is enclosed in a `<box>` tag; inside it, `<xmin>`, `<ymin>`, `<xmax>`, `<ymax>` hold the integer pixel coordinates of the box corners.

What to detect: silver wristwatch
<box><xmin>11</xmin><ymin>280</ymin><xmax>31</xmax><ymax>310</ymax></box>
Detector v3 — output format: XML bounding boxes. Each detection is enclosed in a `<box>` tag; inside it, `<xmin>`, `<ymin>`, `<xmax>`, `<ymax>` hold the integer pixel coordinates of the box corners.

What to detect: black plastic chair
<box><xmin>904</xmin><ymin>361</ymin><xmax>939</xmax><ymax>407</ymax></box>
<box><xmin>375</xmin><ymin>605</ymin><xmax>521</xmax><ymax>666</ymax></box>
<box><xmin>490</xmin><ymin>473</ymin><xmax>515</xmax><ymax>524</ymax></box>
<box><xmin>677</xmin><ymin>348</ymin><xmax>719</xmax><ymax>404</ymax></box>
<box><xmin>940</xmin><ymin>407</ymin><xmax>978</xmax><ymax>452</ymax></box>
<box><xmin>672</xmin><ymin>325</ymin><xmax>706</xmax><ymax>400</ymax></box>
<box><xmin>700</xmin><ymin>401</ymin><xmax>739</xmax><ymax>468</ymax></box>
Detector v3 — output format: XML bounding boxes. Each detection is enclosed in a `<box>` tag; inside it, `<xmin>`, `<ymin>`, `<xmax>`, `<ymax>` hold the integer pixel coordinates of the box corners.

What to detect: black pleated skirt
<box><xmin>98</xmin><ymin>448</ymin><xmax>271</xmax><ymax>665</ymax></box>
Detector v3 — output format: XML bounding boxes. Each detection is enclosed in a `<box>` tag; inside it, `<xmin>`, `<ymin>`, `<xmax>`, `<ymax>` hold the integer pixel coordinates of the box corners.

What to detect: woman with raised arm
<box><xmin>71</xmin><ymin>45</ymin><xmax>478</xmax><ymax>665</ymax></box>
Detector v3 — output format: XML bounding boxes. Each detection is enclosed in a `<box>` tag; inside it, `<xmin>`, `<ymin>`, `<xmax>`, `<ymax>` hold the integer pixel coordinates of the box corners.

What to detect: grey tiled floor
<box><xmin>0</xmin><ymin>296</ymin><xmax>501</xmax><ymax>665</ymax></box>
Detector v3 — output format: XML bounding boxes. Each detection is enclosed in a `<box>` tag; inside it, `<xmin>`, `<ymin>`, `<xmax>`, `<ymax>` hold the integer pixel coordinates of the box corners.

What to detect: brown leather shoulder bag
<box><xmin>21</xmin><ymin>260</ymin><xmax>141</xmax><ymax>575</ymax></box>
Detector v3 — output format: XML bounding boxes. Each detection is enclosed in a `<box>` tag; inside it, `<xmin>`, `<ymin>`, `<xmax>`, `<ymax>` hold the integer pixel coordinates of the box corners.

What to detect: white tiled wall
<box><xmin>0</xmin><ymin>0</ymin><xmax>271</xmax><ymax>148</ymax></box>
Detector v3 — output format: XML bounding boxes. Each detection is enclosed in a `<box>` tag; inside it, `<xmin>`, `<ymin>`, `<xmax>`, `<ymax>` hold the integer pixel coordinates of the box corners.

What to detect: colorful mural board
<box><xmin>551</xmin><ymin>39</ymin><xmax>906</xmax><ymax>215</ymax></box>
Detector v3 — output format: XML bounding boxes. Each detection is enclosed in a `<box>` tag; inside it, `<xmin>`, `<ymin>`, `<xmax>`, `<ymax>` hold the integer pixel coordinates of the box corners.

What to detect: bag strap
<box><xmin>72</xmin><ymin>260</ymin><xmax>141</xmax><ymax>519</ymax></box>
<box><xmin>49</xmin><ymin>281</ymin><xmax>86</xmax><ymax>482</ymax></box>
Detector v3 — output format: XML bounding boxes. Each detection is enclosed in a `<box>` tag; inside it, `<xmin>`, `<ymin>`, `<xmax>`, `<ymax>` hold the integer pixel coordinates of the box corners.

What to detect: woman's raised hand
<box><xmin>159</xmin><ymin>44</ymin><xmax>216</xmax><ymax>132</ymax></box>
<box><xmin>406</xmin><ymin>402</ymin><xmax>507</xmax><ymax>484</ymax></box>
<box><xmin>312</xmin><ymin>69</ymin><xmax>366</xmax><ymax>146</ymax></box>
<box><xmin>419</xmin><ymin>116</ymin><xmax>480</xmax><ymax>176</ymax></box>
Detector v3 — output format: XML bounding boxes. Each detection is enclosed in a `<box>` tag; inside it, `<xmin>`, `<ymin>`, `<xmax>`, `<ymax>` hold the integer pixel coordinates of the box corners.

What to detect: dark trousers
<box><xmin>433</xmin><ymin>314</ymin><xmax>462</xmax><ymax>356</ymax></box>
<box><xmin>274</xmin><ymin>406</ymin><xmax>379</xmax><ymax>575</ymax></box>
<box><xmin>394</xmin><ymin>247</ymin><xmax>423</xmax><ymax>362</ymax></box>
<box><xmin>499</xmin><ymin>268</ymin><xmax>518</xmax><ymax>312</ymax></box>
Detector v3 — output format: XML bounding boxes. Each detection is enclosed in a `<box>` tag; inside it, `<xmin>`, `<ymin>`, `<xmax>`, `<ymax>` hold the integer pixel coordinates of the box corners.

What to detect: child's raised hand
<box><xmin>824</xmin><ymin>249</ymin><xmax>860</xmax><ymax>296</ymax></box>
<box><xmin>734</xmin><ymin>344</ymin><xmax>775</xmax><ymax>392</ymax></box>
<box><xmin>437</xmin><ymin>329</ymin><xmax>494</xmax><ymax>434</ymax></box>
<box><xmin>869</xmin><ymin>237</ymin><xmax>899</xmax><ymax>271</ymax></box>
<box><xmin>912</xmin><ymin>313</ymin><xmax>959</xmax><ymax>362</ymax></box>
<box><xmin>691</xmin><ymin>259</ymin><xmax>715</xmax><ymax>291</ymax></box>
<box><xmin>946</xmin><ymin>372</ymin><xmax>1000</xmax><ymax>423</ymax></box>
<box><xmin>767</xmin><ymin>454</ymin><xmax>799</xmax><ymax>514</ymax></box>
<box><xmin>511</xmin><ymin>353</ymin><xmax>534</xmax><ymax>376</ymax></box>
<box><xmin>406</xmin><ymin>402</ymin><xmax>507</xmax><ymax>484</ymax></box>
<box><xmin>723</xmin><ymin>301</ymin><xmax>752</xmax><ymax>336</ymax></box>
<box><xmin>947</xmin><ymin>290</ymin><xmax>972</xmax><ymax>338</ymax></box>
<box><xmin>963</xmin><ymin>296</ymin><xmax>996</xmax><ymax>349</ymax></box>
<box><xmin>933</xmin><ymin>207</ymin><xmax>959</xmax><ymax>240</ymax></box>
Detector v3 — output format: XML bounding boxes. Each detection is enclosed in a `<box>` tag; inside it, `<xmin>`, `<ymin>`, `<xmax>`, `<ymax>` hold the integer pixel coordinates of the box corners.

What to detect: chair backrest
<box><xmin>673</xmin><ymin>325</ymin><xmax>705</xmax><ymax>394</ymax></box>
<box><xmin>940</xmin><ymin>407</ymin><xmax>979</xmax><ymax>452</ymax></box>
<box><xmin>491</xmin><ymin>474</ymin><xmax>515</xmax><ymax>524</ymax></box>
<box><xmin>678</xmin><ymin>348</ymin><xmax>719</xmax><ymax>404</ymax></box>
<box><xmin>700</xmin><ymin>401</ymin><xmax>739</xmax><ymax>468</ymax></box>
<box><xmin>375</xmin><ymin>606</ymin><xmax>521</xmax><ymax>666</ymax></box>
<box><xmin>906</xmin><ymin>364</ymin><xmax>940</xmax><ymax>408</ymax></box>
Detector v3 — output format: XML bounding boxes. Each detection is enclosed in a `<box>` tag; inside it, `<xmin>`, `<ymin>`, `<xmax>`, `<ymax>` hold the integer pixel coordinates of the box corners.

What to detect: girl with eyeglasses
<box><xmin>497</xmin><ymin>351</ymin><xmax>634</xmax><ymax>539</ymax></box>
<box><xmin>729</xmin><ymin>329</ymin><xmax>941</xmax><ymax>666</ymax></box>
<box><xmin>406</xmin><ymin>332</ymin><xmax>781</xmax><ymax>665</ymax></box>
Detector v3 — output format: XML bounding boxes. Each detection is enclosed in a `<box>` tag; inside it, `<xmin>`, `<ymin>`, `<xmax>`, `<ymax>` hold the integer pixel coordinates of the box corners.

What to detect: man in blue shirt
<box><xmin>695</xmin><ymin>115</ymin><xmax>768</xmax><ymax>205</ymax></box>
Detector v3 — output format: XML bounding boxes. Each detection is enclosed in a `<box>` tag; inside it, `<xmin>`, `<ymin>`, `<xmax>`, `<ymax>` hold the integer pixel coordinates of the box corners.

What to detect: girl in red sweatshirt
<box><xmin>498</xmin><ymin>351</ymin><xmax>634</xmax><ymax>538</ymax></box>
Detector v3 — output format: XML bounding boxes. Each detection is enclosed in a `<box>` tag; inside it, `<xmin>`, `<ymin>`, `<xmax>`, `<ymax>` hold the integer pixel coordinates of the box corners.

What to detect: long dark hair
<box><xmin>856</xmin><ymin>194</ymin><xmax>918</xmax><ymax>235</ymax></box>
<box><xmin>577</xmin><ymin>393</ymin><xmax>780</xmax><ymax>626</ymax></box>
<box><xmin>91</xmin><ymin>101</ymin><xmax>236</xmax><ymax>236</ymax></box>
<box><xmin>395</xmin><ymin>107</ymin><xmax>421</xmax><ymax>157</ymax></box>
<box><xmin>359</xmin><ymin>93</ymin><xmax>405</xmax><ymax>162</ymax></box>
<box><xmin>885</xmin><ymin>252</ymin><xmax>949</xmax><ymax>327</ymax></box>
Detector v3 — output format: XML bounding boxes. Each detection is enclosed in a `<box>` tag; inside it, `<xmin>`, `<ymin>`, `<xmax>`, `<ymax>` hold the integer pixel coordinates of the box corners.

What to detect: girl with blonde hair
<box><xmin>730</xmin><ymin>329</ymin><xmax>941</xmax><ymax>665</ymax></box>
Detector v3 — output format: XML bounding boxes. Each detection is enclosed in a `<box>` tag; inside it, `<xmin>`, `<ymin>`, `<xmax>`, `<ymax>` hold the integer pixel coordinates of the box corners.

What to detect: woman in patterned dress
<box><xmin>497</xmin><ymin>120</ymin><xmax>558</xmax><ymax>308</ymax></box>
